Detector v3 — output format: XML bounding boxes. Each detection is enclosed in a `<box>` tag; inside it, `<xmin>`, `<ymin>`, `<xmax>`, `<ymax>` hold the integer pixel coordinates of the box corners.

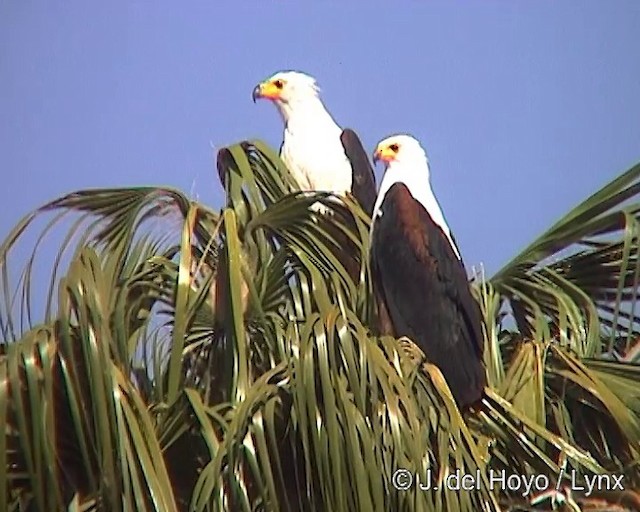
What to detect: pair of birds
<box><xmin>252</xmin><ymin>70</ymin><xmax>485</xmax><ymax>407</ymax></box>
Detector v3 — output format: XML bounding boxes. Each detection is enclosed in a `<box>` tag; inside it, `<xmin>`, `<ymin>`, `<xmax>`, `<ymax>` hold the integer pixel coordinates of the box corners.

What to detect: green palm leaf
<box><xmin>1</xmin><ymin>140</ymin><xmax>639</xmax><ymax>511</ymax></box>
<box><xmin>490</xmin><ymin>163</ymin><xmax>640</xmax><ymax>359</ymax></box>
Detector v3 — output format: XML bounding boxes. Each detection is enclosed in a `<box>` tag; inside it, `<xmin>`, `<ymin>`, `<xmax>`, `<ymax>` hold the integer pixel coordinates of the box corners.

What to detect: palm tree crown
<box><xmin>1</xmin><ymin>141</ymin><xmax>639</xmax><ymax>511</ymax></box>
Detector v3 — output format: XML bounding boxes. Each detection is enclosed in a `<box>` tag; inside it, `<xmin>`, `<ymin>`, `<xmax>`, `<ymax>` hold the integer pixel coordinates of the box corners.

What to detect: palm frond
<box><xmin>2</xmin><ymin>247</ymin><xmax>177</xmax><ymax>510</ymax></box>
<box><xmin>491</xmin><ymin>163</ymin><xmax>640</xmax><ymax>358</ymax></box>
<box><xmin>1</xmin><ymin>141</ymin><xmax>639</xmax><ymax>511</ymax></box>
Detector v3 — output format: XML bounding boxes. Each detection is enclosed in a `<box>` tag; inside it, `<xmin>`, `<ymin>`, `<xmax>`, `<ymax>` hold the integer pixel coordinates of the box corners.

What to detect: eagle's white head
<box><xmin>373</xmin><ymin>134</ymin><xmax>431</xmax><ymax>191</ymax></box>
<box><xmin>251</xmin><ymin>69</ymin><xmax>346</xmax><ymax>199</ymax></box>
<box><xmin>373</xmin><ymin>134</ymin><xmax>429</xmax><ymax>171</ymax></box>
<box><xmin>252</xmin><ymin>70</ymin><xmax>322</xmax><ymax>122</ymax></box>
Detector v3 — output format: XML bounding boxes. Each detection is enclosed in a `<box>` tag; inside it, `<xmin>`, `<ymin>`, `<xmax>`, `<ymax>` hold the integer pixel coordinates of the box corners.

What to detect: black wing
<box><xmin>216</xmin><ymin>147</ymin><xmax>234</xmax><ymax>190</ymax></box>
<box><xmin>340</xmin><ymin>129</ymin><xmax>377</xmax><ymax>216</ymax></box>
<box><xmin>370</xmin><ymin>183</ymin><xmax>485</xmax><ymax>407</ymax></box>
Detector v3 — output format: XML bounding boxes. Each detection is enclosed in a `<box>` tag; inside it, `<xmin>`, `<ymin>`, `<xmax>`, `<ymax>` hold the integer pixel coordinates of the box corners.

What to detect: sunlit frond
<box><xmin>1</xmin><ymin>142</ymin><xmax>639</xmax><ymax>511</ymax></box>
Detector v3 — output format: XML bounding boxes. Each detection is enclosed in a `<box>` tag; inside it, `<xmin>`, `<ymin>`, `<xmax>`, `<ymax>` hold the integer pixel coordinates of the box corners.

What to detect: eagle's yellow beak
<box><xmin>252</xmin><ymin>80</ymin><xmax>282</xmax><ymax>102</ymax></box>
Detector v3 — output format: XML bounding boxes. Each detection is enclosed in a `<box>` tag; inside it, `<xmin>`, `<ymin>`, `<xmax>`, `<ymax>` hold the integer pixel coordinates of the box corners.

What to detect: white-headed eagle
<box><xmin>252</xmin><ymin>70</ymin><xmax>377</xmax><ymax>215</ymax></box>
<box><xmin>370</xmin><ymin>134</ymin><xmax>486</xmax><ymax>407</ymax></box>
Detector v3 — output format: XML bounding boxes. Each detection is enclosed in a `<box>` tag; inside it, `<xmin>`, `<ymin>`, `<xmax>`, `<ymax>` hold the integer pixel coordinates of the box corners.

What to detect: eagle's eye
<box><xmin>389</xmin><ymin>144</ymin><xmax>399</xmax><ymax>152</ymax></box>
<box><xmin>273</xmin><ymin>79</ymin><xmax>284</xmax><ymax>89</ymax></box>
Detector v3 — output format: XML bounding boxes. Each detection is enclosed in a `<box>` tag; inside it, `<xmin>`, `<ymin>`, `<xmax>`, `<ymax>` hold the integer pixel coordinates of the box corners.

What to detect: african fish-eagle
<box><xmin>370</xmin><ymin>134</ymin><xmax>486</xmax><ymax>407</ymax></box>
<box><xmin>252</xmin><ymin>70</ymin><xmax>377</xmax><ymax>215</ymax></box>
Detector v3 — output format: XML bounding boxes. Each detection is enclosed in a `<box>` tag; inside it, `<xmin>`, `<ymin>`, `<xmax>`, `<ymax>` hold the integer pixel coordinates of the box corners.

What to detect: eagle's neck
<box><xmin>278</xmin><ymin>96</ymin><xmax>338</xmax><ymax>133</ymax></box>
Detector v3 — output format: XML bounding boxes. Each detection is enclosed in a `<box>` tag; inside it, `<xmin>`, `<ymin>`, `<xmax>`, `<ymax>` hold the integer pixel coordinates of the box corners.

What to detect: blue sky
<box><xmin>1</xmin><ymin>2</ymin><xmax>640</xmax><ymax>278</ymax></box>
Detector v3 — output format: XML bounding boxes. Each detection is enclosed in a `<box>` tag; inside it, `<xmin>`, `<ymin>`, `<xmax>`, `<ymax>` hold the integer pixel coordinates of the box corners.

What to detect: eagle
<box><xmin>252</xmin><ymin>70</ymin><xmax>377</xmax><ymax>215</ymax></box>
<box><xmin>369</xmin><ymin>134</ymin><xmax>486</xmax><ymax>407</ymax></box>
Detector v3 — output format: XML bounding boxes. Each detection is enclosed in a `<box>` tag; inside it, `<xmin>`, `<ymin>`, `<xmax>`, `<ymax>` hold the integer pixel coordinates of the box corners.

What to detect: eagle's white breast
<box><xmin>281</xmin><ymin>111</ymin><xmax>352</xmax><ymax>196</ymax></box>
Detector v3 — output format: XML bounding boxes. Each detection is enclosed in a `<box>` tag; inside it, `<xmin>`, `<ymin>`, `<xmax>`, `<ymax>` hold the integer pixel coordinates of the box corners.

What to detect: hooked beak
<box><xmin>372</xmin><ymin>149</ymin><xmax>381</xmax><ymax>164</ymax></box>
<box><xmin>252</xmin><ymin>85</ymin><xmax>262</xmax><ymax>103</ymax></box>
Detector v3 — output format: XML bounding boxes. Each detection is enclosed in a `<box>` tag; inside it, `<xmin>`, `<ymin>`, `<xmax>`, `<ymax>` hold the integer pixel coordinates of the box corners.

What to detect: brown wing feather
<box><xmin>370</xmin><ymin>183</ymin><xmax>485</xmax><ymax>407</ymax></box>
<box><xmin>340</xmin><ymin>129</ymin><xmax>377</xmax><ymax>216</ymax></box>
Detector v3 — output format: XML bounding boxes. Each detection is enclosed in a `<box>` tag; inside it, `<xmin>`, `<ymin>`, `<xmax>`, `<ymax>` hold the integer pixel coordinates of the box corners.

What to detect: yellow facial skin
<box><xmin>373</xmin><ymin>142</ymin><xmax>401</xmax><ymax>164</ymax></box>
<box><xmin>252</xmin><ymin>78</ymin><xmax>286</xmax><ymax>101</ymax></box>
